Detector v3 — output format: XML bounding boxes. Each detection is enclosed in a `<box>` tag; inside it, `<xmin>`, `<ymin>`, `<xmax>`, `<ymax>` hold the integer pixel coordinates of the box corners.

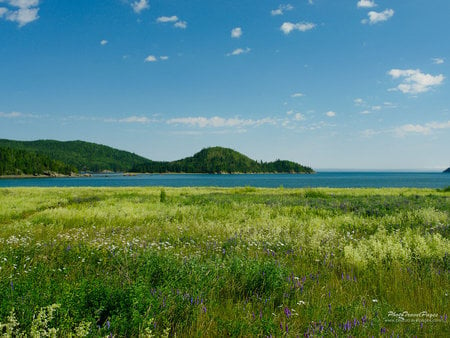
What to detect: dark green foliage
<box><xmin>0</xmin><ymin>140</ymin><xmax>313</xmax><ymax>174</ymax></box>
<box><xmin>131</xmin><ymin>146</ymin><xmax>314</xmax><ymax>174</ymax></box>
<box><xmin>0</xmin><ymin>139</ymin><xmax>150</xmax><ymax>173</ymax></box>
<box><xmin>444</xmin><ymin>167</ymin><xmax>450</xmax><ymax>173</ymax></box>
<box><xmin>160</xmin><ymin>189</ymin><xmax>167</xmax><ymax>203</ymax></box>
<box><xmin>0</xmin><ymin>146</ymin><xmax>76</xmax><ymax>176</ymax></box>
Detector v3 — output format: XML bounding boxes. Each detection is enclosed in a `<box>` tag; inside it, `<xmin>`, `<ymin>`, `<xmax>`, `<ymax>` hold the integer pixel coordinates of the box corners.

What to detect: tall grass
<box><xmin>0</xmin><ymin>187</ymin><xmax>449</xmax><ymax>336</ymax></box>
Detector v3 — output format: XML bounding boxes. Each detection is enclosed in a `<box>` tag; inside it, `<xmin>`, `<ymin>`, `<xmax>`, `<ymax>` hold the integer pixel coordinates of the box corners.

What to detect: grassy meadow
<box><xmin>0</xmin><ymin>187</ymin><xmax>449</xmax><ymax>337</ymax></box>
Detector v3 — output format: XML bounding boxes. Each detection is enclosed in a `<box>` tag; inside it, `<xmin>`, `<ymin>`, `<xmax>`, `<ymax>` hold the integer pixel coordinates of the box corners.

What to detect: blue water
<box><xmin>0</xmin><ymin>172</ymin><xmax>449</xmax><ymax>188</ymax></box>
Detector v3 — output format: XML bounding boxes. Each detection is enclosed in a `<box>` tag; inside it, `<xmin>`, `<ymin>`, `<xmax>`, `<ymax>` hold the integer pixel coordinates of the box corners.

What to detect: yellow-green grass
<box><xmin>0</xmin><ymin>187</ymin><xmax>449</xmax><ymax>337</ymax></box>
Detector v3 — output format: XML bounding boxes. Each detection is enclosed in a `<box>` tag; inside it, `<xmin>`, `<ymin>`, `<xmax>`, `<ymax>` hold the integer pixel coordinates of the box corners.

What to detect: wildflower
<box><xmin>372</xmin><ymin>299</ymin><xmax>378</xmax><ymax>303</ymax></box>
<box><xmin>284</xmin><ymin>307</ymin><xmax>291</xmax><ymax>318</ymax></box>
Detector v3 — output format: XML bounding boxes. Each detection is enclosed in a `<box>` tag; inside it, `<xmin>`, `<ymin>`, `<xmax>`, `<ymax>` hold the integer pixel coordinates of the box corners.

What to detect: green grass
<box><xmin>0</xmin><ymin>187</ymin><xmax>449</xmax><ymax>336</ymax></box>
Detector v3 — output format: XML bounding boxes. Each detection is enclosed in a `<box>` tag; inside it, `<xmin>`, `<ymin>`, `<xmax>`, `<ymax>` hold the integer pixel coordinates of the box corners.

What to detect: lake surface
<box><xmin>0</xmin><ymin>172</ymin><xmax>449</xmax><ymax>188</ymax></box>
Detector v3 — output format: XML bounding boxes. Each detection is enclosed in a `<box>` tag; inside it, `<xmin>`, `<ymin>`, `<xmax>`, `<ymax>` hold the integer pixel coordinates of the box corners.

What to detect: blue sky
<box><xmin>0</xmin><ymin>0</ymin><xmax>449</xmax><ymax>170</ymax></box>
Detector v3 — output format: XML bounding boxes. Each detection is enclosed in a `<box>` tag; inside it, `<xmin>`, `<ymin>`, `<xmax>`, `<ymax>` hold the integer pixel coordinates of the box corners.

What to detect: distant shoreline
<box><xmin>0</xmin><ymin>171</ymin><xmax>315</xmax><ymax>179</ymax></box>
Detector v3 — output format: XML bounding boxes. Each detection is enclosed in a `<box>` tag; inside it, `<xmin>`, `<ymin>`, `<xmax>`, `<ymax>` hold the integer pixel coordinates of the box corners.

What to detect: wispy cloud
<box><xmin>0</xmin><ymin>111</ymin><xmax>38</xmax><ymax>119</ymax></box>
<box><xmin>157</xmin><ymin>15</ymin><xmax>178</xmax><ymax>23</ymax></box>
<box><xmin>174</xmin><ymin>20</ymin><xmax>187</xmax><ymax>29</ymax></box>
<box><xmin>362</xmin><ymin>9</ymin><xmax>394</xmax><ymax>24</ymax></box>
<box><xmin>0</xmin><ymin>0</ymin><xmax>40</xmax><ymax>27</ymax></box>
<box><xmin>291</xmin><ymin>92</ymin><xmax>304</xmax><ymax>98</ymax></box>
<box><xmin>388</xmin><ymin>69</ymin><xmax>444</xmax><ymax>94</ymax></box>
<box><xmin>227</xmin><ymin>47</ymin><xmax>251</xmax><ymax>56</ymax></box>
<box><xmin>357</xmin><ymin>0</ymin><xmax>377</xmax><ymax>8</ymax></box>
<box><xmin>167</xmin><ymin>116</ymin><xmax>276</xmax><ymax>128</ymax></box>
<box><xmin>271</xmin><ymin>4</ymin><xmax>293</xmax><ymax>16</ymax></box>
<box><xmin>160</xmin><ymin>56</ymin><xmax>169</xmax><ymax>61</ymax></box>
<box><xmin>0</xmin><ymin>111</ymin><xmax>23</xmax><ymax>118</ymax></box>
<box><xmin>156</xmin><ymin>15</ymin><xmax>187</xmax><ymax>29</ymax></box>
<box><xmin>281</xmin><ymin>22</ymin><xmax>315</xmax><ymax>34</ymax></box>
<box><xmin>131</xmin><ymin>0</ymin><xmax>149</xmax><ymax>14</ymax></box>
<box><xmin>354</xmin><ymin>98</ymin><xmax>365</xmax><ymax>106</ymax></box>
<box><xmin>432</xmin><ymin>57</ymin><xmax>445</xmax><ymax>65</ymax></box>
<box><xmin>326</xmin><ymin>111</ymin><xmax>336</xmax><ymax>117</ymax></box>
<box><xmin>118</xmin><ymin>116</ymin><xmax>153</xmax><ymax>124</ymax></box>
<box><xmin>362</xmin><ymin>120</ymin><xmax>450</xmax><ymax>137</ymax></box>
<box><xmin>231</xmin><ymin>27</ymin><xmax>242</xmax><ymax>38</ymax></box>
<box><xmin>100</xmin><ymin>39</ymin><xmax>108</xmax><ymax>46</ymax></box>
<box><xmin>395</xmin><ymin>121</ymin><xmax>450</xmax><ymax>136</ymax></box>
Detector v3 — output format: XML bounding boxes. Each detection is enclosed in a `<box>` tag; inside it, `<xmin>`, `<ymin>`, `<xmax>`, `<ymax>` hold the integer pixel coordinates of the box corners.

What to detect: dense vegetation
<box><xmin>444</xmin><ymin>167</ymin><xmax>450</xmax><ymax>173</ymax></box>
<box><xmin>0</xmin><ymin>139</ymin><xmax>149</xmax><ymax>173</ymax></box>
<box><xmin>0</xmin><ymin>187</ymin><xmax>448</xmax><ymax>336</ymax></box>
<box><xmin>0</xmin><ymin>140</ymin><xmax>313</xmax><ymax>174</ymax></box>
<box><xmin>131</xmin><ymin>146</ymin><xmax>314</xmax><ymax>173</ymax></box>
<box><xmin>0</xmin><ymin>146</ymin><xmax>76</xmax><ymax>176</ymax></box>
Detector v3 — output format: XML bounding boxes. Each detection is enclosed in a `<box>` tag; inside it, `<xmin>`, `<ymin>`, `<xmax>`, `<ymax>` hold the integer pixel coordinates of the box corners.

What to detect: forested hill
<box><xmin>444</xmin><ymin>168</ymin><xmax>450</xmax><ymax>173</ymax></box>
<box><xmin>0</xmin><ymin>139</ymin><xmax>150</xmax><ymax>173</ymax></box>
<box><xmin>0</xmin><ymin>146</ymin><xmax>76</xmax><ymax>176</ymax></box>
<box><xmin>0</xmin><ymin>140</ymin><xmax>314</xmax><ymax>174</ymax></box>
<box><xmin>131</xmin><ymin>147</ymin><xmax>314</xmax><ymax>174</ymax></box>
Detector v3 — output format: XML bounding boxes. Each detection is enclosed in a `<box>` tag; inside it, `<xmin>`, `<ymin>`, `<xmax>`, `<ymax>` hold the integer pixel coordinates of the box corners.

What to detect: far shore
<box><xmin>0</xmin><ymin>171</ymin><xmax>316</xmax><ymax>179</ymax></box>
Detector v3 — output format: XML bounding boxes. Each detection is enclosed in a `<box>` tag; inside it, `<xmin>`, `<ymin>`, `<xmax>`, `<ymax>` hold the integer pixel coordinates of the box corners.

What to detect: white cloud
<box><xmin>156</xmin><ymin>15</ymin><xmax>187</xmax><ymax>29</ymax></box>
<box><xmin>160</xmin><ymin>56</ymin><xmax>169</xmax><ymax>61</ymax></box>
<box><xmin>271</xmin><ymin>4</ymin><xmax>293</xmax><ymax>16</ymax></box>
<box><xmin>144</xmin><ymin>55</ymin><xmax>157</xmax><ymax>62</ymax></box>
<box><xmin>360</xmin><ymin>110</ymin><xmax>371</xmax><ymax>115</ymax></box>
<box><xmin>0</xmin><ymin>0</ymin><xmax>39</xmax><ymax>27</ymax></box>
<box><xmin>157</xmin><ymin>15</ymin><xmax>178</xmax><ymax>23</ymax></box>
<box><xmin>174</xmin><ymin>20</ymin><xmax>187</xmax><ymax>29</ymax></box>
<box><xmin>357</xmin><ymin>0</ymin><xmax>377</xmax><ymax>8</ymax></box>
<box><xmin>118</xmin><ymin>116</ymin><xmax>152</xmax><ymax>124</ymax></box>
<box><xmin>432</xmin><ymin>58</ymin><xmax>444</xmax><ymax>65</ymax></box>
<box><xmin>291</xmin><ymin>92</ymin><xmax>304</xmax><ymax>98</ymax></box>
<box><xmin>131</xmin><ymin>0</ymin><xmax>149</xmax><ymax>14</ymax></box>
<box><xmin>166</xmin><ymin>116</ymin><xmax>276</xmax><ymax>128</ymax></box>
<box><xmin>0</xmin><ymin>111</ymin><xmax>23</xmax><ymax>118</ymax></box>
<box><xmin>100</xmin><ymin>39</ymin><xmax>108</xmax><ymax>46</ymax></box>
<box><xmin>294</xmin><ymin>113</ymin><xmax>305</xmax><ymax>121</ymax></box>
<box><xmin>388</xmin><ymin>69</ymin><xmax>444</xmax><ymax>94</ymax></box>
<box><xmin>395</xmin><ymin>121</ymin><xmax>450</xmax><ymax>136</ymax></box>
<box><xmin>227</xmin><ymin>47</ymin><xmax>251</xmax><ymax>56</ymax></box>
<box><xmin>326</xmin><ymin>111</ymin><xmax>336</xmax><ymax>117</ymax></box>
<box><xmin>354</xmin><ymin>98</ymin><xmax>365</xmax><ymax>105</ymax></box>
<box><xmin>231</xmin><ymin>27</ymin><xmax>242</xmax><ymax>38</ymax></box>
<box><xmin>281</xmin><ymin>22</ymin><xmax>315</xmax><ymax>34</ymax></box>
<box><xmin>372</xmin><ymin>105</ymin><xmax>381</xmax><ymax>111</ymax></box>
<box><xmin>362</xmin><ymin>9</ymin><xmax>394</xmax><ymax>24</ymax></box>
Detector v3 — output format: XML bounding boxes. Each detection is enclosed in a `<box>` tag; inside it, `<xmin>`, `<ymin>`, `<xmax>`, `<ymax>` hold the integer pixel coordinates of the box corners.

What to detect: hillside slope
<box><xmin>131</xmin><ymin>146</ymin><xmax>314</xmax><ymax>174</ymax></box>
<box><xmin>0</xmin><ymin>146</ymin><xmax>76</xmax><ymax>176</ymax></box>
<box><xmin>0</xmin><ymin>139</ymin><xmax>150</xmax><ymax>172</ymax></box>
